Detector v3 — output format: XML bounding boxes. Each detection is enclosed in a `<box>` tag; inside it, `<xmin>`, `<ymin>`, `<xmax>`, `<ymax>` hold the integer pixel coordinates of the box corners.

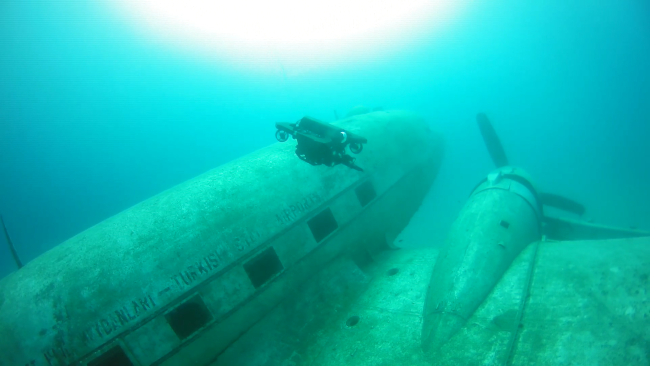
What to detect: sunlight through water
<box><xmin>112</xmin><ymin>0</ymin><xmax>460</xmax><ymax>68</ymax></box>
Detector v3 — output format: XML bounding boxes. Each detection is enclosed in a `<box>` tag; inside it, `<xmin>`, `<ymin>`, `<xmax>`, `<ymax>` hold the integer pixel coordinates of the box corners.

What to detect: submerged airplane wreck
<box><xmin>0</xmin><ymin>110</ymin><xmax>443</xmax><ymax>365</ymax></box>
<box><xmin>1</xmin><ymin>110</ymin><xmax>648</xmax><ymax>366</ymax></box>
<box><xmin>214</xmin><ymin>113</ymin><xmax>650</xmax><ymax>366</ymax></box>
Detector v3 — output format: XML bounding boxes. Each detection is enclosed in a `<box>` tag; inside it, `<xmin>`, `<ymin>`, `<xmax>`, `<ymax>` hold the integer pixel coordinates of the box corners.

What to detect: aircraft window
<box><xmin>355</xmin><ymin>180</ymin><xmax>376</xmax><ymax>207</ymax></box>
<box><xmin>87</xmin><ymin>345</ymin><xmax>133</xmax><ymax>366</ymax></box>
<box><xmin>244</xmin><ymin>246</ymin><xmax>284</xmax><ymax>289</ymax></box>
<box><xmin>165</xmin><ymin>295</ymin><xmax>213</xmax><ymax>340</ymax></box>
<box><xmin>308</xmin><ymin>208</ymin><xmax>338</xmax><ymax>242</ymax></box>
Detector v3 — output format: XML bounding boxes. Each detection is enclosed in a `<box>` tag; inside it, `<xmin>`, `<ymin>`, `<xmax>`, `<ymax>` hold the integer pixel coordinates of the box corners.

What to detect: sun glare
<box><xmin>113</xmin><ymin>0</ymin><xmax>458</xmax><ymax>68</ymax></box>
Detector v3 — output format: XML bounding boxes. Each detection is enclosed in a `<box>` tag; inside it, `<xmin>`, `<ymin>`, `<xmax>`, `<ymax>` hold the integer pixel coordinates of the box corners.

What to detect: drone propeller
<box><xmin>476</xmin><ymin>113</ymin><xmax>586</xmax><ymax>217</ymax></box>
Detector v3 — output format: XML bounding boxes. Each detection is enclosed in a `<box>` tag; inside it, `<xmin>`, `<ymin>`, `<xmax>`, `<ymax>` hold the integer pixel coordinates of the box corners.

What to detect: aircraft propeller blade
<box><xmin>476</xmin><ymin>113</ymin><xmax>509</xmax><ymax>168</ymax></box>
<box><xmin>475</xmin><ymin>113</ymin><xmax>587</xmax><ymax>217</ymax></box>
<box><xmin>539</xmin><ymin>192</ymin><xmax>586</xmax><ymax>216</ymax></box>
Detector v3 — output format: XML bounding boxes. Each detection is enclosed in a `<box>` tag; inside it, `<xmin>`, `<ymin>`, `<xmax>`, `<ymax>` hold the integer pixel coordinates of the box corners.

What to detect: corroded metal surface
<box><xmin>219</xmin><ymin>236</ymin><xmax>650</xmax><ymax>366</ymax></box>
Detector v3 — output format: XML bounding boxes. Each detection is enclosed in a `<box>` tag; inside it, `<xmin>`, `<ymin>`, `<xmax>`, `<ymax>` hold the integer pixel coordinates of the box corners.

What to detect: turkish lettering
<box><xmin>78</xmin><ymin>224</ymin><xmax>268</xmax><ymax>350</ymax></box>
<box><xmin>83</xmin><ymin>294</ymin><xmax>156</xmax><ymax>343</ymax></box>
<box><xmin>169</xmin><ymin>229</ymin><xmax>261</xmax><ymax>290</ymax></box>
<box><xmin>42</xmin><ymin>343</ymin><xmax>72</xmax><ymax>366</ymax></box>
<box><xmin>276</xmin><ymin>192</ymin><xmax>321</xmax><ymax>225</ymax></box>
<box><xmin>171</xmin><ymin>251</ymin><xmax>223</xmax><ymax>290</ymax></box>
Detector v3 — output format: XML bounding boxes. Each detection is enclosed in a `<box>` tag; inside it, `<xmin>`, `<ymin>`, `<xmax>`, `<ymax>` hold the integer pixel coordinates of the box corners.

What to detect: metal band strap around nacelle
<box><xmin>471</xmin><ymin>169</ymin><xmax>544</xmax><ymax>229</ymax></box>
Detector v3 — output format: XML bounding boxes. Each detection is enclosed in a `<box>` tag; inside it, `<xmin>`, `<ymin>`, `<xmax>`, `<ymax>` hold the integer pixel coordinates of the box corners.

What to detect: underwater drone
<box><xmin>275</xmin><ymin>117</ymin><xmax>367</xmax><ymax>171</ymax></box>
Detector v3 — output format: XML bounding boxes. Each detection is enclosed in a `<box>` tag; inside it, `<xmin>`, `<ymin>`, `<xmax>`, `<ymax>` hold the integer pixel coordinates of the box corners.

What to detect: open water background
<box><xmin>1</xmin><ymin>0</ymin><xmax>648</xmax><ymax>278</ymax></box>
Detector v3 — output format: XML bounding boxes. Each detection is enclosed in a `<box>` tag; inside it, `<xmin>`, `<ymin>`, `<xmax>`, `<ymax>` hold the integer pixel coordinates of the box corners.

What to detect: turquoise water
<box><xmin>1</xmin><ymin>0</ymin><xmax>648</xmax><ymax>279</ymax></box>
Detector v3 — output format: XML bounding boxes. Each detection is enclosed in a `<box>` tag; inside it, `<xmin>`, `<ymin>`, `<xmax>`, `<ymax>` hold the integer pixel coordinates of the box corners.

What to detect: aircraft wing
<box><xmin>210</xmin><ymin>236</ymin><xmax>650</xmax><ymax>365</ymax></box>
<box><xmin>434</xmin><ymin>236</ymin><xmax>650</xmax><ymax>365</ymax></box>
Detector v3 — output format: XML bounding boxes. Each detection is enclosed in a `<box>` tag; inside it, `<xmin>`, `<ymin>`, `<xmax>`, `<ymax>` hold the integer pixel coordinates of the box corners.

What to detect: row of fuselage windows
<box><xmin>86</xmin><ymin>180</ymin><xmax>377</xmax><ymax>365</ymax></box>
